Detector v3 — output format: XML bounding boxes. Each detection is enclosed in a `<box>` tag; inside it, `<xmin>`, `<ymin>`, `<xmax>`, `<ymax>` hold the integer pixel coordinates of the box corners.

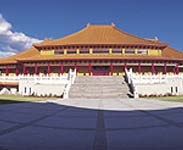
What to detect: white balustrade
<box><xmin>125</xmin><ymin>68</ymin><xmax>183</xmax><ymax>97</ymax></box>
<box><xmin>0</xmin><ymin>69</ymin><xmax>77</xmax><ymax>97</ymax></box>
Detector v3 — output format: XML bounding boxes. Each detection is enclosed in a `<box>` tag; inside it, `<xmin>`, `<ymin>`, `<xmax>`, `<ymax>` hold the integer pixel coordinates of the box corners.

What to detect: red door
<box><xmin>92</xmin><ymin>66</ymin><xmax>110</xmax><ymax>76</ymax></box>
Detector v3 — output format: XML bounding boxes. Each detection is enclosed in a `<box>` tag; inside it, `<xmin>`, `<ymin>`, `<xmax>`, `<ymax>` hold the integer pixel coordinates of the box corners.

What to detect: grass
<box><xmin>0</xmin><ymin>95</ymin><xmax>48</xmax><ymax>105</ymax></box>
<box><xmin>146</xmin><ymin>96</ymin><xmax>183</xmax><ymax>102</ymax></box>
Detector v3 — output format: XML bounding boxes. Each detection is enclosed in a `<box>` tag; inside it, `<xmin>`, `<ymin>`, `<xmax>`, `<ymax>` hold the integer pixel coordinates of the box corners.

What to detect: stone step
<box><xmin>70</xmin><ymin>85</ymin><xmax>129</xmax><ymax>88</ymax></box>
<box><xmin>68</xmin><ymin>76</ymin><xmax>131</xmax><ymax>99</ymax></box>
<box><xmin>75</xmin><ymin>79</ymin><xmax>125</xmax><ymax>82</ymax></box>
<box><xmin>70</xmin><ymin>86</ymin><xmax>129</xmax><ymax>90</ymax></box>
<box><xmin>70</xmin><ymin>88</ymin><xmax>128</xmax><ymax>92</ymax></box>
<box><xmin>74</xmin><ymin>77</ymin><xmax>125</xmax><ymax>82</ymax></box>
<box><xmin>71</xmin><ymin>84</ymin><xmax>128</xmax><ymax>86</ymax></box>
<box><xmin>69</xmin><ymin>93</ymin><xmax>129</xmax><ymax>97</ymax></box>
<box><xmin>69</xmin><ymin>94</ymin><xmax>129</xmax><ymax>99</ymax></box>
<box><xmin>73</xmin><ymin>82</ymin><xmax>127</xmax><ymax>85</ymax></box>
<box><xmin>69</xmin><ymin>88</ymin><xmax>129</xmax><ymax>93</ymax></box>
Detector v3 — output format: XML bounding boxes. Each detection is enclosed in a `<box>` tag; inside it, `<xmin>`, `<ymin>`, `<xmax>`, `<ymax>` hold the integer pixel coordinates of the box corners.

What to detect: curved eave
<box><xmin>0</xmin><ymin>59</ymin><xmax>17</xmax><ymax>65</ymax></box>
<box><xmin>17</xmin><ymin>55</ymin><xmax>183</xmax><ymax>62</ymax></box>
<box><xmin>0</xmin><ymin>47</ymin><xmax>39</xmax><ymax>65</ymax></box>
<box><xmin>34</xmin><ymin>43</ymin><xmax>169</xmax><ymax>49</ymax></box>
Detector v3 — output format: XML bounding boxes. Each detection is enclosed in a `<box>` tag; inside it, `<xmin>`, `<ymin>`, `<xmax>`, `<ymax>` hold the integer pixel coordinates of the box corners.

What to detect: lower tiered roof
<box><xmin>0</xmin><ymin>47</ymin><xmax>183</xmax><ymax>64</ymax></box>
<box><xmin>0</xmin><ymin>24</ymin><xmax>183</xmax><ymax>64</ymax></box>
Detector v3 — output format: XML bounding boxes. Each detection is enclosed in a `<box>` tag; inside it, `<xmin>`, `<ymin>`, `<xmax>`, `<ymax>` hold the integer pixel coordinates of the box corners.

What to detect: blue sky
<box><xmin>0</xmin><ymin>0</ymin><xmax>183</xmax><ymax>57</ymax></box>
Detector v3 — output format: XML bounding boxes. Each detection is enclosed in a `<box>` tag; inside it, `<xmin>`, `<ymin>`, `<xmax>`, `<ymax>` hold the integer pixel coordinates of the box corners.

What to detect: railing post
<box><xmin>110</xmin><ymin>63</ymin><xmax>113</xmax><ymax>76</ymax></box>
<box><xmin>6</xmin><ymin>66</ymin><xmax>9</xmax><ymax>76</ymax></box>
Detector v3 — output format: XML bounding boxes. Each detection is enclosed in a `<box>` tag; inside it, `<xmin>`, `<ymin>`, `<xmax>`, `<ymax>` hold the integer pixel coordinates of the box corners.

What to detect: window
<box><xmin>176</xmin><ymin>87</ymin><xmax>178</xmax><ymax>93</ymax></box>
<box><xmin>24</xmin><ymin>87</ymin><xmax>26</xmax><ymax>94</ymax></box>
<box><xmin>80</xmin><ymin>50</ymin><xmax>89</xmax><ymax>54</ymax></box>
<box><xmin>55</xmin><ymin>51</ymin><xmax>64</xmax><ymax>55</ymax></box>
<box><xmin>171</xmin><ymin>87</ymin><xmax>173</xmax><ymax>93</ymax></box>
<box><xmin>67</xmin><ymin>50</ymin><xmax>76</xmax><ymax>54</ymax></box>
<box><xmin>125</xmin><ymin>49</ymin><xmax>135</xmax><ymax>54</ymax></box>
<box><xmin>93</xmin><ymin>50</ymin><xmax>109</xmax><ymax>54</ymax></box>
<box><xmin>112</xmin><ymin>50</ymin><xmax>122</xmax><ymax>54</ymax></box>
<box><xmin>137</xmin><ymin>49</ymin><xmax>147</xmax><ymax>54</ymax></box>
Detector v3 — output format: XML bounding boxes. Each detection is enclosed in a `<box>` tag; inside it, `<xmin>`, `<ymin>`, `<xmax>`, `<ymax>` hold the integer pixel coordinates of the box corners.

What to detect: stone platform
<box><xmin>0</xmin><ymin>98</ymin><xmax>183</xmax><ymax>150</ymax></box>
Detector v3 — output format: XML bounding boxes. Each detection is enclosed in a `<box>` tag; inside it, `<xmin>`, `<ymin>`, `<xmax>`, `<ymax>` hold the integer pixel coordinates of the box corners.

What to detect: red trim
<box><xmin>138</xmin><ymin>63</ymin><xmax>141</xmax><ymax>74</ymax></box>
<box><xmin>17</xmin><ymin>57</ymin><xmax>183</xmax><ymax>63</ymax></box>
<box><xmin>164</xmin><ymin>64</ymin><xmax>167</xmax><ymax>74</ymax></box>
<box><xmin>15</xmin><ymin>68</ymin><xmax>19</xmax><ymax>76</ymax></box>
<box><xmin>47</xmin><ymin>63</ymin><xmax>50</xmax><ymax>75</ymax></box>
<box><xmin>88</xmin><ymin>63</ymin><xmax>92</xmax><ymax>76</ymax></box>
<box><xmin>60</xmin><ymin>64</ymin><xmax>64</xmax><ymax>74</ymax></box>
<box><xmin>176</xmin><ymin>64</ymin><xmax>179</xmax><ymax>74</ymax></box>
<box><xmin>152</xmin><ymin>63</ymin><xmax>155</xmax><ymax>74</ymax></box>
<box><xmin>5</xmin><ymin>66</ymin><xmax>9</xmax><ymax>76</ymax></box>
<box><xmin>123</xmin><ymin>63</ymin><xmax>127</xmax><ymax>72</ymax></box>
<box><xmin>34</xmin><ymin>64</ymin><xmax>38</xmax><ymax>75</ymax></box>
<box><xmin>15</xmin><ymin>57</ymin><xmax>181</xmax><ymax>64</ymax></box>
<box><xmin>110</xmin><ymin>63</ymin><xmax>113</xmax><ymax>75</ymax></box>
<box><xmin>34</xmin><ymin>43</ymin><xmax>169</xmax><ymax>50</ymax></box>
<box><xmin>23</xmin><ymin>65</ymin><xmax>26</xmax><ymax>75</ymax></box>
<box><xmin>75</xmin><ymin>64</ymin><xmax>78</xmax><ymax>74</ymax></box>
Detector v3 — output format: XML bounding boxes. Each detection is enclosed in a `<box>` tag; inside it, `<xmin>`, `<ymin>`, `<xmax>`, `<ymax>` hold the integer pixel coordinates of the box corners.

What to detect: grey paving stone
<box><xmin>0</xmin><ymin>126</ymin><xmax>95</xmax><ymax>150</ymax></box>
<box><xmin>0</xmin><ymin>98</ymin><xmax>183</xmax><ymax>150</ymax></box>
<box><xmin>56</xmin><ymin>108</ymin><xmax>97</xmax><ymax>117</ymax></box>
<box><xmin>0</xmin><ymin>111</ymin><xmax>45</xmax><ymax>123</ymax></box>
<box><xmin>107</xmin><ymin>126</ymin><xmax>183</xmax><ymax>150</ymax></box>
<box><xmin>105</xmin><ymin>115</ymin><xmax>167</xmax><ymax>129</ymax></box>
<box><xmin>0</xmin><ymin>121</ymin><xmax>18</xmax><ymax>132</ymax></box>
<box><xmin>158</xmin><ymin>112</ymin><xmax>183</xmax><ymax>123</ymax></box>
<box><xmin>104</xmin><ymin>110</ymin><xmax>147</xmax><ymax>117</ymax></box>
<box><xmin>35</xmin><ymin>116</ymin><xmax>97</xmax><ymax>129</ymax></box>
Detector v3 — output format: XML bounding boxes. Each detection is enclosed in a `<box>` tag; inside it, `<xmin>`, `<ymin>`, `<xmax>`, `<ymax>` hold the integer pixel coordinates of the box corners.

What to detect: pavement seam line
<box><xmin>0</xmin><ymin>107</ymin><xmax>69</xmax><ymax>136</ymax></box>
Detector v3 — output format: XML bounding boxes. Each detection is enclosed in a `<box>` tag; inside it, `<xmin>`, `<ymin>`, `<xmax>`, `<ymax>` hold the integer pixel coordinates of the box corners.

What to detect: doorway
<box><xmin>92</xmin><ymin>66</ymin><xmax>110</xmax><ymax>76</ymax></box>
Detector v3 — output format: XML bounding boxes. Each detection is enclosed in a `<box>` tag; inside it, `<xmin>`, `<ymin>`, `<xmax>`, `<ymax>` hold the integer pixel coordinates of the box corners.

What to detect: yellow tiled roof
<box><xmin>0</xmin><ymin>46</ymin><xmax>183</xmax><ymax>64</ymax></box>
<box><xmin>16</xmin><ymin>47</ymin><xmax>183</xmax><ymax>62</ymax></box>
<box><xmin>0</xmin><ymin>24</ymin><xmax>183</xmax><ymax>64</ymax></box>
<box><xmin>34</xmin><ymin>24</ymin><xmax>167</xmax><ymax>47</ymax></box>
<box><xmin>162</xmin><ymin>47</ymin><xmax>183</xmax><ymax>59</ymax></box>
<box><xmin>0</xmin><ymin>47</ymin><xmax>39</xmax><ymax>64</ymax></box>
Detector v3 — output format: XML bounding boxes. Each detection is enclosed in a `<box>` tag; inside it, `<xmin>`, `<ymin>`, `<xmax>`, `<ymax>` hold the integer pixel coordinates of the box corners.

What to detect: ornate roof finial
<box><xmin>154</xmin><ymin>36</ymin><xmax>159</xmax><ymax>41</ymax></box>
<box><xmin>86</xmin><ymin>23</ymin><xmax>90</xmax><ymax>27</ymax></box>
<box><xmin>111</xmin><ymin>22</ymin><xmax>115</xmax><ymax>27</ymax></box>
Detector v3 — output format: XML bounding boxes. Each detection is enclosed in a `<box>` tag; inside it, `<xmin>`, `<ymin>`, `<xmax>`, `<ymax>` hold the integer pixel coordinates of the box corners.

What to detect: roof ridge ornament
<box><xmin>154</xmin><ymin>36</ymin><xmax>159</xmax><ymax>41</ymax></box>
<box><xmin>111</xmin><ymin>22</ymin><xmax>115</xmax><ymax>27</ymax></box>
<box><xmin>86</xmin><ymin>23</ymin><xmax>90</xmax><ymax>27</ymax></box>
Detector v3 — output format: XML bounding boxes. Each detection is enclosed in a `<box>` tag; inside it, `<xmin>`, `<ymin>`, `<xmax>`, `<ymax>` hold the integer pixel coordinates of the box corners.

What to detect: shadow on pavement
<box><xmin>0</xmin><ymin>101</ymin><xmax>183</xmax><ymax>150</ymax></box>
<box><xmin>0</xmin><ymin>99</ymin><xmax>25</xmax><ymax>105</ymax></box>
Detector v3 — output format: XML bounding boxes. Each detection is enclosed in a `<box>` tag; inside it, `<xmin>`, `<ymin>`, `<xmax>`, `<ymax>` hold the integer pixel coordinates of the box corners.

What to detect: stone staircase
<box><xmin>69</xmin><ymin>76</ymin><xmax>131</xmax><ymax>99</ymax></box>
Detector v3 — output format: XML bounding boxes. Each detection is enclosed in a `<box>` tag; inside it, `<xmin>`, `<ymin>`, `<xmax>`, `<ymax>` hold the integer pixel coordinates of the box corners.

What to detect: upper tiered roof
<box><xmin>34</xmin><ymin>24</ymin><xmax>168</xmax><ymax>48</ymax></box>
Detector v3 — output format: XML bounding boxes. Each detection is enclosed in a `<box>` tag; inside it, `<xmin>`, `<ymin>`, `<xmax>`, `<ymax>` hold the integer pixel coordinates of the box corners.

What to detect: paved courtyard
<box><xmin>0</xmin><ymin>98</ymin><xmax>183</xmax><ymax>150</ymax></box>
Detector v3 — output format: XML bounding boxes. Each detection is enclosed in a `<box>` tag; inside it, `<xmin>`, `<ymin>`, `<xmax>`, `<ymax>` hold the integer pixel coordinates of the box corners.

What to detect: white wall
<box><xmin>0</xmin><ymin>69</ymin><xmax>77</xmax><ymax>97</ymax></box>
<box><xmin>125</xmin><ymin>69</ymin><xmax>183</xmax><ymax>97</ymax></box>
<box><xmin>19</xmin><ymin>81</ymin><xmax>66</xmax><ymax>97</ymax></box>
<box><xmin>135</xmin><ymin>78</ymin><xmax>183</xmax><ymax>96</ymax></box>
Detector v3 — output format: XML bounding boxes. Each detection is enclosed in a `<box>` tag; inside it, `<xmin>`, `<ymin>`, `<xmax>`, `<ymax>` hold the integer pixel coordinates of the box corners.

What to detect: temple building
<box><xmin>0</xmin><ymin>23</ymin><xmax>183</xmax><ymax>76</ymax></box>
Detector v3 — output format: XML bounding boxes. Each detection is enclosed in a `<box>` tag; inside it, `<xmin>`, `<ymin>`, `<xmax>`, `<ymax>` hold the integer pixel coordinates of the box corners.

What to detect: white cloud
<box><xmin>0</xmin><ymin>14</ymin><xmax>42</xmax><ymax>58</ymax></box>
<box><xmin>0</xmin><ymin>51</ymin><xmax>15</xmax><ymax>58</ymax></box>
